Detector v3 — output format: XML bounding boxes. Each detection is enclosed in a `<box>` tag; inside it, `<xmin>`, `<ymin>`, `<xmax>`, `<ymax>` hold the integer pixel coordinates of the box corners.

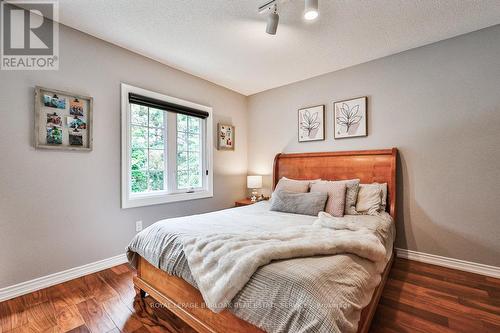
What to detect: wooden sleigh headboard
<box><xmin>273</xmin><ymin>148</ymin><xmax>398</xmax><ymax>219</ymax></box>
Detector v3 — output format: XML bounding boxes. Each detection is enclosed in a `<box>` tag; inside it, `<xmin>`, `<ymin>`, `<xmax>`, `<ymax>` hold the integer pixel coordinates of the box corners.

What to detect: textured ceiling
<box><xmin>53</xmin><ymin>0</ymin><xmax>500</xmax><ymax>95</ymax></box>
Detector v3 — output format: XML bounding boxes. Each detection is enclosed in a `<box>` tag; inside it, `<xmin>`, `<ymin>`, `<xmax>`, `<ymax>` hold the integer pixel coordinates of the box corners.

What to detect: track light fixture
<box><xmin>258</xmin><ymin>0</ymin><xmax>320</xmax><ymax>35</ymax></box>
<box><xmin>266</xmin><ymin>4</ymin><xmax>279</xmax><ymax>35</ymax></box>
<box><xmin>304</xmin><ymin>0</ymin><xmax>319</xmax><ymax>20</ymax></box>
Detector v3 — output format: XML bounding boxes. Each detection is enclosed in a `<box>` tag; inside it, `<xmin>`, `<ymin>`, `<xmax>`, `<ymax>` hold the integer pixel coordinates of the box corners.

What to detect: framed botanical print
<box><xmin>334</xmin><ymin>96</ymin><xmax>367</xmax><ymax>139</ymax></box>
<box><xmin>217</xmin><ymin>123</ymin><xmax>234</xmax><ymax>150</ymax></box>
<box><xmin>35</xmin><ymin>86</ymin><xmax>93</xmax><ymax>150</ymax></box>
<box><xmin>298</xmin><ymin>105</ymin><xmax>325</xmax><ymax>142</ymax></box>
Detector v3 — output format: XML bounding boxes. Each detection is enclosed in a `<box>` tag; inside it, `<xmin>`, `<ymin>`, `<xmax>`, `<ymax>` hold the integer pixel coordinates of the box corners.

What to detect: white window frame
<box><xmin>121</xmin><ymin>83</ymin><xmax>213</xmax><ymax>208</ymax></box>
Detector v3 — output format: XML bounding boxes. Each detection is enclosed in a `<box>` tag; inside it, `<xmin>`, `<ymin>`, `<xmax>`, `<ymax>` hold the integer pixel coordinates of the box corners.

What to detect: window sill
<box><xmin>122</xmin><ymin>189</ymin><xmax>213</xmax><ymax>208</ymax></box>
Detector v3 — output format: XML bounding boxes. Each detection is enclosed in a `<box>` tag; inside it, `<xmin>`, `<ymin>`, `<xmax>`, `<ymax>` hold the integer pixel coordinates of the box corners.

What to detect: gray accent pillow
<box><xmin>336</xmin><ymin>179</ymin><xmax>360</xmax><ymax>215</ymax></box>
<box><xmin>270</xmin><ymin>191</ymin><xmax>328</xmax><ymax>216</ymax></box>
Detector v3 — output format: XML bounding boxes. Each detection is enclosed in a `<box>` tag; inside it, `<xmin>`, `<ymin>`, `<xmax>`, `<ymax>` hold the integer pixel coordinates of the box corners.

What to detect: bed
<box><xmin>129</xmin><ymin>148</ymin><xmax>398</xmax><ymax>333</ymax></box>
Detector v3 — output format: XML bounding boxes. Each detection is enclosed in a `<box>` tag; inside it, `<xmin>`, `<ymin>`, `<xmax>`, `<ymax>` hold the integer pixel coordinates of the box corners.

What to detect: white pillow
<box><xmin>274</xmin><ymin>177</ymin><xmax>321</xmax><ymax>193</ymax></box>
<box><xmin>356</xmin><ymin>184</ymin><xmax>382</xmax><ymax>215</ymax></box>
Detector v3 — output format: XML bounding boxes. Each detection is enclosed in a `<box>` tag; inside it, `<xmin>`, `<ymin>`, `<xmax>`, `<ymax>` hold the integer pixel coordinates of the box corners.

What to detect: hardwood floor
<box><xmin>1</xmin><ymin>258</ymin><xmax>498</xmax><ymax>333</ymax></box>
<box><xmin>371</xmin><ymin>259</ymin><xmax>500</xmax><ymax>333</ymax></box>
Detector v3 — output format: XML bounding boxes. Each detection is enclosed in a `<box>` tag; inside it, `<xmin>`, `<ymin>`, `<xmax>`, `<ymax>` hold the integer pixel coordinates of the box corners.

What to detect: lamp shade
<box><xmin>247</xmin><ymin>175</ymin><xmax>262</xmax><ymax>189</ymax></box>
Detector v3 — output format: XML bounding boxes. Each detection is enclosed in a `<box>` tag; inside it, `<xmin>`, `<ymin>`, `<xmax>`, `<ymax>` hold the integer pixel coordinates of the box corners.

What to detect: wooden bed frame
<box><xmin>134</xmin><ymin>148</ymin><xmax>398</xmax><ymax>333</ymax></box>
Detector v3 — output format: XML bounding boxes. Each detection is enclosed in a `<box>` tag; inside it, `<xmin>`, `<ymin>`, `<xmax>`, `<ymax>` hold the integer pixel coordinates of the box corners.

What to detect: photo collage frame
<box><xmin>35</xmin><ymin>86</ymin><xmax>93</xmax><ymax>151</ymax></box>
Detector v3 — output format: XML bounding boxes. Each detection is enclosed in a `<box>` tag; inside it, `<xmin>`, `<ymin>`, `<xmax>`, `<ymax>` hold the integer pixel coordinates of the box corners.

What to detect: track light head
<box><xmin>304</xmin><ymin>0</ymin><xmax>319</xmax><ymax>20</ymax></box>
<box><xmin>259</xmin><ymin>0</ymin><xmax>319</xmax><ymax>35</ymax></box>
<box><xmin>266</xmin><ymin>4</ymin><xmax>279</xmax><ymax>35</ymax></box>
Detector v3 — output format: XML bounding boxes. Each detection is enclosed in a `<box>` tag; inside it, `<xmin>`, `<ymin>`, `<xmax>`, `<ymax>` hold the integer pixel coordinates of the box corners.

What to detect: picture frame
<box><xmin>217</xmin><ymin>123</ymin><xmax>235</xmax><ymax>150</ymax></box>
<box><xmin>298</xmin><ymin>104</ymin><xmax>325</xmax><ymax>142</ymax></box>
<box><xmin>334</xmin><ymin>96</ymin><xmax>367</xmax><ymax>139</ymax></box>
<box><xmin>34</xmin><ymin>86</ymin><xmax>93</xmax><ymax>151</ymax></box>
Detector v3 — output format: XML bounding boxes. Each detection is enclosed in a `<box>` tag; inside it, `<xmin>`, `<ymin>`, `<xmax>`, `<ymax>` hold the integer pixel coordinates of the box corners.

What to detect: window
<box><xmin>121</xmin><ymin>84</ymin><xmax>213</xmax><ymax>208</ymax></box>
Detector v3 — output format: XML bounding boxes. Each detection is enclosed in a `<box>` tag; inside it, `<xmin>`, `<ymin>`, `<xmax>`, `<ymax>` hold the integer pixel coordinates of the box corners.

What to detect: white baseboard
<box><xmin>396</xmin><ymin>248</ymin><xmax>500</xmax><ymax>278</ymax></box>
<box><xmin>2</xmin><ymin>249</ymin><xmax>497</xmax><ymax>303</ymax></box>
<box><xmin>0</xmin><ymin>254</ymin><xmax>128</xmax><ymax>302</ymax></box>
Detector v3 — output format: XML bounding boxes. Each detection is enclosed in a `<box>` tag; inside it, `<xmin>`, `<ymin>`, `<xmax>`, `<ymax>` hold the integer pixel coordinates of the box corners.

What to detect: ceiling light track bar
<box><xmin>258</xmin><ymin>0</ymin><xmax>278</xmax><ymax>13</ymax></box>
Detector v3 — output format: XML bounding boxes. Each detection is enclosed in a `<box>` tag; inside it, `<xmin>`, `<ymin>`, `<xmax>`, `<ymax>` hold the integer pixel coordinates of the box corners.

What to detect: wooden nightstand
<box><xmin>235</xmin><ymin>198</ymin><xmax>269</xmax><ymax>207</ymax></box>
<box><xmin>235</xmin><ymin>198</ymin><xmax>255</xmax><ymax>207</ymax></box>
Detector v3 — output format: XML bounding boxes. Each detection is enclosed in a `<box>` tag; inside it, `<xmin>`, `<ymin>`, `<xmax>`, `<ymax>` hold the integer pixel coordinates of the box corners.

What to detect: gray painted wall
<box><xmin>0</xmin><ymin>25</ymin><xmax>248</xmax><ymax>288</ymax></box>
<box><xmin>1</xmin><ymin>22</ymin><xmax>499</xmax><ymax>289</ymax></box>
<box><xmin>247</xmin><ymin>25</ymin><xmax>500</xmax><ymax>267</ymax></box>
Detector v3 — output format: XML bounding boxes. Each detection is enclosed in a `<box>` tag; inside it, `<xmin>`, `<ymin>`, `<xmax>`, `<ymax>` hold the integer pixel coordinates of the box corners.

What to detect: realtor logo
<box><xmin>1</xmin><ymin>0</ymin><xmax>59</xmax><ymax>70</ymax></box>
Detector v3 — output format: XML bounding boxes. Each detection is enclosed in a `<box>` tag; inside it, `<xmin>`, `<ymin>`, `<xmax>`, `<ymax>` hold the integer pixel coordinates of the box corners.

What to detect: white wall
<box><xmin>0</xmin><ymin>24</ymin><xmax>248</xmax><ymax>288</ymax></box>
<box><xmin>247</xmin><ymin>25</ymin><xmax>500</xmax><ymax>267</ymax></box>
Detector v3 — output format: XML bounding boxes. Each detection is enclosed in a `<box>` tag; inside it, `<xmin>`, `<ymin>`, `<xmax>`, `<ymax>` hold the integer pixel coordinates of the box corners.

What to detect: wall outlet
<box><xmin>135</xmin><ymin>220</ymin><xmax>143</xmax><ymax>232</ymax></box>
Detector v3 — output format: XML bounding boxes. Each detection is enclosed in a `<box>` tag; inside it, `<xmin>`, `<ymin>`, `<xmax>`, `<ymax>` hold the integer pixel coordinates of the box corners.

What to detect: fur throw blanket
<box><xmin>182</xmin><ymin>212</ymin><xmax>389</xmax><ymax>312</ymax></box>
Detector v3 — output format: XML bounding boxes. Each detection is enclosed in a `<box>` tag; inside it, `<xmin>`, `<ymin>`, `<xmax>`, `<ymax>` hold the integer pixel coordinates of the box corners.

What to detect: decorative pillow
<box><xmin>379</xmin><ymin>183</ymin><xmax>388</xmax><ymax>212</ymax></box>
<box><xmin>270</xmin><ymin>191</ymin><xmax>328</xmax><ymax>216</ymax></box>
<box><xmin>356</xmin><ymin>184</ymin><xmax>383</xmax><ymax>215</ymax></box>
<box><xmin>310</xmin><ymin>181</ymin><xmax>347</xmax><ymax>217</ymax></box>
<box><xmin>274</xmin><ymin>177</ymin><xmax>319</xmax><ymax>193</ymax></box>
<box><xmin>335</xmin><ymin>179</ymin><xmax>360</xmax><ymax>215</ymax></box>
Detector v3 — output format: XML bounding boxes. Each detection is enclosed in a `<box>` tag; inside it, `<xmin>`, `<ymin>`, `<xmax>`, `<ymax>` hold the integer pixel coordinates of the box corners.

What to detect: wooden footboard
<box><xmin>134</xmin><ymin>257</ymin><xmax>265</xmax><ymax>333</ymax></box>
<box><xmin>134</xmin><ymin>252</ymin><xmax>394</xmax><ymax>333</ymax></box>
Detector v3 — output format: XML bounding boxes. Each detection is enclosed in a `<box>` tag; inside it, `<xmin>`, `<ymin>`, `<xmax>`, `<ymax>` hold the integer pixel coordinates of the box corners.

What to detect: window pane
<box><xmin>188</xmin><ymin>151</ymin><xmax>200</xmax><ymax>165</ymax></box>
<box><xmin>175</xmin><ymin>114</ymin><xmax>204</xmax><ymax>191</ymax></box>
<box><xmin>177</xmin><ymin>132</ymin><xmax>188</xmax><ymax>152</ymax></box>
<box><xmin>149</xmin><ymin>108</ymin><xmax>164</xmax><ymax>128</ymax></box>
<box><xmin>177</xmin><ymin>151</ymin><xmax>188</xmax><ymax>171</ymax></box>
<box><xmin>188</xmin><ymin>116</ymin><xmax>200</xmax><ymax>133</ymax></box>
<box><xmin>131</xmin><ymin>126</ymin><xmax>147</xmax><ymax>148</ymax></box>
<box><xmin>189</xmin><ymin>174</ymin><xmax>201</xmax><ymax>188</ymax></box>
<box><xmin>188</xmin><ymin>133</ymin><xmax>200</xmax><ymax>151</ymax></box>
<box><xmin>148</xmin><ymin>128</ymin><xmax>164</xmax><ymax>149</ymax></box>
<box><xmin>149</xmin><ymin>171</ymin><xmax>164</xmax><ymax>191</ymax></box>
<box><xmin>177</xmin><ymin>170</ymin><xmax>189</xmax><ymax>189</ymax></box>
<box><xmin>188</xmin><ymin>152</ymin><xmax>202</xmax><ymax>189</ymax></box>
<box><xmin>189</xmin><ymin>162</ymin><xmax>202</xmax><ymax>175</ymax></box>
<box><xmin>177</xmin><ymin>114</ymin><xmax>188</xmax><ymax>132</ymax></box>
<box><xmin>188</xmin><ymin>164</ymin><xmax>200</xmax><ymax>177</ymax></box>
<box><xmin>131</xmin><ymin>170</ymin><xmax>148</xmax><ymax>193</ymax></box>
<box><xmin>131</xmin><ymin>104</ymin><xmax>148</xmax><ymax>126</ymax></box>
<box><xmin>188</xmin><ymin>162</ymin><xmax>201</xmax><ymax>174</ymax></box>
<box><xmin>149</xmin><ymin>150</ymin><xmax>164</xmax><ymax>170</ymax></box>
<box><xmin>131</xmin><ymin>148</ymin><xmax>147</xmax><ymax>170</ymax></box>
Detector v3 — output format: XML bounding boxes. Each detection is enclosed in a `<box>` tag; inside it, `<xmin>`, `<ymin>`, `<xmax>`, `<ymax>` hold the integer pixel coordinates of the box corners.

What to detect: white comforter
<box><xmin>182</xmin><ymin>210</ymin><xmax>392</xmax><ymax>312</ymax></box>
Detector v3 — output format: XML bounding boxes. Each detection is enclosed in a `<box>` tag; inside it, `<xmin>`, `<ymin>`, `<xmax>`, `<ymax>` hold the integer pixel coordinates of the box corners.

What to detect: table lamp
<box><xmin>247</xmin><ymin>175</ymin><xmax>263</xmax><ymax>202</ymax></box>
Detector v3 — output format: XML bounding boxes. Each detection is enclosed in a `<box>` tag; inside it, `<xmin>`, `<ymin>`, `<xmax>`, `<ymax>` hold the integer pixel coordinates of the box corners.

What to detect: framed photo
<box><xmin>217</xmin><ymin>123</ymin><xmax>234</xmax><ymax>150</ymax></box>
<box><xmin>35</xmin><ymin>86</ymin><xmax>93</xmax><ymax>151</ymax></box>
<box><xmin>334</xmin><ymin>96</ymin><xmax>367</xmax><ymax>139</ymax></box>
<box><xmin>298</xmin><ymin>105</ymin><xmax>325</xmax><ymax>142</ymax></box>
